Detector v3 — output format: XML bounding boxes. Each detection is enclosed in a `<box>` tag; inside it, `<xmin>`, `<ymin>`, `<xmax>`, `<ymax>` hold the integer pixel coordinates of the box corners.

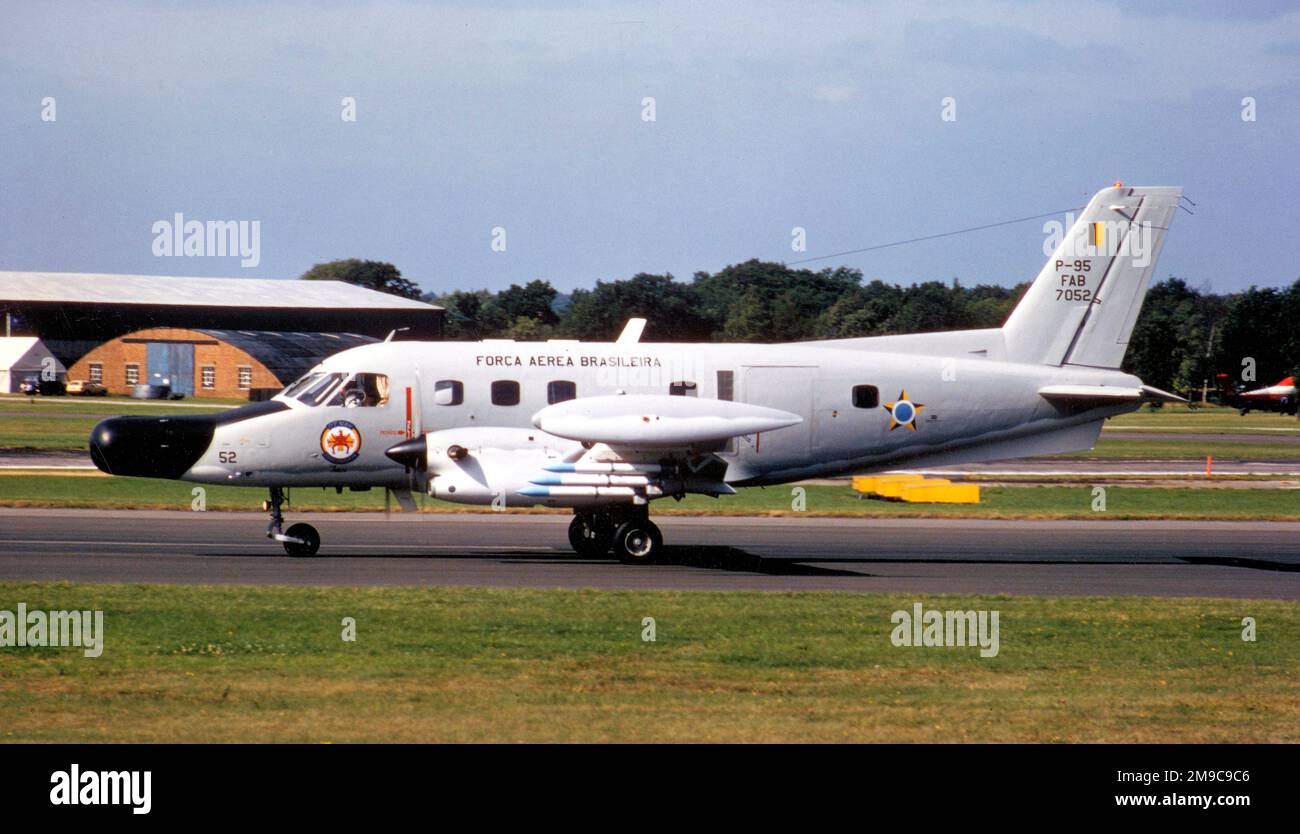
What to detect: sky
<box><xmin>1</xmin><ymin>0</ymin><xmax>1297</xmax><ymax>297</ymax></box>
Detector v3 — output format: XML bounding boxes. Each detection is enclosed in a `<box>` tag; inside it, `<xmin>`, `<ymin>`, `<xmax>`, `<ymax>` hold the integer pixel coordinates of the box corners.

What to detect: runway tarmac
<box><xmin>0</xmin><ymin>509</ymin><xmax>1296</xmax><ymax>599</ymax></box>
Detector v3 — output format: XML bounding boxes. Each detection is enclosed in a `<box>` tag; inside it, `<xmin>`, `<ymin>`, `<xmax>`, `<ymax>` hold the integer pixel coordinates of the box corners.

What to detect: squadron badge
<box><xmin>321</xmin><ymin>420</ymin><xmax>362</xmax><ymax>464</ymax></box>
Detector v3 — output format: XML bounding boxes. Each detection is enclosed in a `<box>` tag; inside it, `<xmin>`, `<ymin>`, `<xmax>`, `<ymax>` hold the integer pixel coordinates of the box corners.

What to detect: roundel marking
<box><xmin>883</xmin><ymin>389</ymin><xmax>925</xmax><ymax>432</ymax></box>
<box><xmin>321</xmin><ymin>420</ymin><xmax>362</xmax><ymax>464</ymax></box>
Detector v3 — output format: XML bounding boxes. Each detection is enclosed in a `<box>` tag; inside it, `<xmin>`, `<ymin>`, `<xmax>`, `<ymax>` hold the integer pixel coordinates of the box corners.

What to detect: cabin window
<box><xmin>328</xmin><ymin>373</ymin><xmax>391</xmax><ymax>407</ymax></box>
<box><xmin>852</xmin><ymin>385</ymin><xmax>879</xmax><ymax>408</ymax></box>
<box><xmin>434</xmin><ymin>379</ymin><xmax>463</xmax><ymax>406</ymax></box>
<box><xmin>669</xmin><ymin>381</ymin><xmax>698</xmax><ymax>397</ymax></box>
<box><xmin>491</xmin><ymin>380</ymin><xmax>521</xmax><ymax>406</ymax></box>
<box><xmin>547</xmin><ymin>380</ymin><xmax>577</xmax><ymax>404</ymax></box>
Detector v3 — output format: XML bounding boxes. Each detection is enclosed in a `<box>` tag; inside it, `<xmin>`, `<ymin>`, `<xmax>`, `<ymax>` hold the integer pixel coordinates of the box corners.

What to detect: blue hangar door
<box><xmin>146</xmin><ymin>342</ymin><xmax>195</xmax><ymax>395</ymax></box>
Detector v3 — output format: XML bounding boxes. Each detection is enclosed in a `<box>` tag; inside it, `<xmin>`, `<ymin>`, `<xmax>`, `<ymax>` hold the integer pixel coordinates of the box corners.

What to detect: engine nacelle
<box><xmin>425</xmin><ymin>428</ymin><xmax>562</xmax><ymax>506</ymax></box>
<box><xmin>387</xmin><ymin>427</ymin><xmax>592</xmax><ymax>508</ymax></box>
<box><xmin>385</xmin><ymin>427</ymin><xmax>733</xmax><ymax>509</ymax></box>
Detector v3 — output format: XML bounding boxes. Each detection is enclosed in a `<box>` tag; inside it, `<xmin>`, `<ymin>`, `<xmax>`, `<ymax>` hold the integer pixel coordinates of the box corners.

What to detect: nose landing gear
<box><xmin>265</xmin><ymin>486</ymin><xmax>320</xmax><ymax>557</ymax></box>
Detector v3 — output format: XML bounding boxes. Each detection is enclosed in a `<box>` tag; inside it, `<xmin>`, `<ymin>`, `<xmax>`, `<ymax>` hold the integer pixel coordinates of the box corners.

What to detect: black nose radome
<box><xmin>384</xmin><ymin>436</ymin><xmax>426</xmax><ymax>470</ymax></box>
<box><xmin>89</xmin><ymin>416</ymin><xmax>216</xmax><ymax>479</ymax></box>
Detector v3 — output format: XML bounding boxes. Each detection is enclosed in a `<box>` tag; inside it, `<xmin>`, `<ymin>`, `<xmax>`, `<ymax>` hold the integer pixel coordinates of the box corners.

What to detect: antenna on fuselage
<box><xmin>385</xmin><ymin>327</ymin><xmax>411</xmax><ymax>343</ymax></box>
<box><xmin>616</xmin><ymin>318</ymin><xmax>646</xmax><ymax>344</ymax></box>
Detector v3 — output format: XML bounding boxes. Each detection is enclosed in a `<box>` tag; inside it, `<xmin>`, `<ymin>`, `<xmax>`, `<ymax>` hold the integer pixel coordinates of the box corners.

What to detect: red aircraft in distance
<box><xmin>1219</xmin><ymin>373</ymin><xmax>1298</xmax><ymax>415</ymax></box>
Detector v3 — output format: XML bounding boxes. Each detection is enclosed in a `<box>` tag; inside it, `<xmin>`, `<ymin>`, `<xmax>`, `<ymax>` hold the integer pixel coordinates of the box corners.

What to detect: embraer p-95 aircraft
<box><xmin>90</xmin><ymin>184</ymin><xmax>1184</xmax><ymax>562</ymax></box>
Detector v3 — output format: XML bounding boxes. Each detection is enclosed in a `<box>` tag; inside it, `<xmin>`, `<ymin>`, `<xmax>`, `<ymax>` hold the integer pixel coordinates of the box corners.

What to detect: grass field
<box><xmin>0</xmin><ymin>395</ymin><xmax>233</xmax><ymax>450</ymax></box>
<box><xmin>1068</xmin><ymin>439</ymin><xmax>1300</xmax><ymax>460</ymax></box>
<box><xmin>1107</xmin><ymin>404</ymin><xmax>1300</xmax><ymax>434</ymax></box>
<box><xmin>0</xmin><ymin>474</ymin><xmax>1297</xmax><ymax>519</ymax></box>
<box><xmin>0</xmin><ymin>394</ymin><xmax>240</xmax><ymax>414</ymax></box>
<box><xmin>1</xmin><ymin>582</ymin><xmax>1294</xmax><ymax>743</ymax></box>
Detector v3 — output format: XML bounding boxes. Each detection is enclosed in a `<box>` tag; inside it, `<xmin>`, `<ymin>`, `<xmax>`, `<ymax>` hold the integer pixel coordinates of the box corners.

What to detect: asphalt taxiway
<box><xmin>0</xmin><ymin>509</ymin><xmax>1296</xmax><ymax>599</ymax></box>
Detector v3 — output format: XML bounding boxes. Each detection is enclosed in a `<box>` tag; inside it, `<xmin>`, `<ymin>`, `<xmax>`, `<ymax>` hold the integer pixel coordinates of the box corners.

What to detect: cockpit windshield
<box><xmin>326</xmin><ymin>373</ymin><xmax>390</xmax><ymax>408</ymax></box>
<box><xmin>296</xmin><ymin>373</ymin><xmax>347</xmax><ymax>406</ymax></box>
<box><xmin>279</xmin><ymin>371</ymin><xmax>390</xmax><ymax>407</ymax></box>
<box><xmin>280</xmin><ymin>372</ymin><xmax>323</xmax><ymax>399</ymax></box>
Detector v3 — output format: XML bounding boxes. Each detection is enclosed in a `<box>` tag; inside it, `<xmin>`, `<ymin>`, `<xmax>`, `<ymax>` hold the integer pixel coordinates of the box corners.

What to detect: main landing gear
<box><xmin>569</xmin><ymin>507</ymin><xmax>663</xmax><ymax>564</ymax></box>
<box><xmin>265</xmin><ymin>486</ymin><xmax>320</xmax><ymax>557</ymax></box>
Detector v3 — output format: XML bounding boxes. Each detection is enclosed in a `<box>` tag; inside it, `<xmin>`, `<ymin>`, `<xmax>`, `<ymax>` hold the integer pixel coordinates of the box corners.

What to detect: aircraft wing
<box><xmin>1038</xmin><ymin>384</ymin><xmax>1187</xmax><ymax>404</ymax></box>
<box><xmin>532</xmin><ymin>394</ymin><xmax>802</xmax><ymax>448</ymax></box>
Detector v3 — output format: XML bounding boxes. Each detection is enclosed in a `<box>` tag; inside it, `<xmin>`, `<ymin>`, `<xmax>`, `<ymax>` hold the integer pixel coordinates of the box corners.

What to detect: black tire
<box><xmin>613</xmin><ymin>519</ymin><xmax>662</xmax><ymax>564</ymax></box>
<box><xmin>283</xmin><ymin>522</ymin><xmax>321</xmax><ymax>557</ymax></box>
<box><xmin>568</xmin><ymin>514</ymin><xmax>613</xmax><ymax>557</ymax></box>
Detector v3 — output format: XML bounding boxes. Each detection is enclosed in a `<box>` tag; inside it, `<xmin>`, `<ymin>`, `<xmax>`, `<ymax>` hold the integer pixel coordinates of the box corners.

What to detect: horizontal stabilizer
<box><xmin>1038</xmin><ymin>384</ymin><xmax>1187</xmax><ymax>403</ymax></box>
<box><xmin>1139</xmin><ymin>384</ymin><xmax>1188</xmax><ymax>403</ymax></box>
<box><xmin>532</xmin><ymin>394</ymin><xmax>802</xmax><ymax>448</ymax></box>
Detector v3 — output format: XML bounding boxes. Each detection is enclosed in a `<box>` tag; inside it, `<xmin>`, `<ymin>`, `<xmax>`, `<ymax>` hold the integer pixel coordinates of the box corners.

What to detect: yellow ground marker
<box><xmin>851</xmin><ymin>474</ymin><xmax>926</xmax><ymax>494</ymax></box>
<box><xmin>900</xmin><ymin>483</ymin><xmax>981</xmax><ymax>504</ymax></box>
<box><xmin>852</xmin><ymin>474</ymin><xmax>980</xmax><ymax>504</ymax></box>
<box><xmin>877</xmin><ymin>478</ymin><xmax>949</xmax><ymax>498</ymax></box>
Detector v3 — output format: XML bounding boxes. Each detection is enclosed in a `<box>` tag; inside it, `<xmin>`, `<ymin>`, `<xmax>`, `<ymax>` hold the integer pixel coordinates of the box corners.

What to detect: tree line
<box><xmin>302</xmin><ymin>258</ymin><xmax>1299</xmax><ymax>397</ymax></box>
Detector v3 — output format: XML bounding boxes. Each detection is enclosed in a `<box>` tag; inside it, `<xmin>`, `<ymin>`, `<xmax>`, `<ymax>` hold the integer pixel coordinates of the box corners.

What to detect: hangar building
<box><xmin>0</xmin><ymin>271</ymin><xmax>443</xmax><ymax>369</ymax></box>
<box><xmin>67</xmin><ymin>327</ymin><xmax>377</xmax><ymax>399</ymax></box>
<box><xmin>0</xmin><ymin>336</ymin><xmax>67</xmax><ymax>393</ymax></box>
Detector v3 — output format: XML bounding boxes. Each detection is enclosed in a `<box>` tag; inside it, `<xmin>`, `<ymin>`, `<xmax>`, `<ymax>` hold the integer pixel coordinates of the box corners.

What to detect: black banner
<box><xmin>0</xmin><ymin>743</ymin><xmax>1282</xmax><ymax>820</ymax></box>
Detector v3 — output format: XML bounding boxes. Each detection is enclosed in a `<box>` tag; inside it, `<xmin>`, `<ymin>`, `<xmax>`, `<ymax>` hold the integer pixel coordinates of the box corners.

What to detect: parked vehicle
<box><xmin>19</xmin><ymin>375</ymin><xmax>66</xmax><ymax>396</ymax></box>
<box><xmin>131</xmin><ymin>383</ymin><xmax>170</xmax><ymax>400</ymax></box>
<box><xmin>65</xmin><ymin>380</ymin><xmax>108</xmax><ymax>396</ymax></box>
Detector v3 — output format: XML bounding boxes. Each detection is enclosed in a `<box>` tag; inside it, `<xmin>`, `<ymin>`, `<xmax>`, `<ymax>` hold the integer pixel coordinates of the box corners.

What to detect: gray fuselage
<box><xmin>178</xmin><ymin>331</ymin><xmax>1140</xmax><ymax>491</ymax></box>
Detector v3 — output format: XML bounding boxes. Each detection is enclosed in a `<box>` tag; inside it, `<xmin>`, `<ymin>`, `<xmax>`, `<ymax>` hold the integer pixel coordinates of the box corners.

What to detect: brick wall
<box><xmin>66</xmin><ymin>327</ymin><xmax>282</xmax><ymax>399</ymax></box>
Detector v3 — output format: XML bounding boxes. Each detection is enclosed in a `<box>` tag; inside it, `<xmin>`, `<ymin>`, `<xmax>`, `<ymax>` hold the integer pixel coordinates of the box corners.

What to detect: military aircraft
<box><xmin>90</xmin><ymin>184</ymin><xmax>1184</xmax><ymax>561</ymax></box>
<box><xmin>1236</xmin><ymin>376</ymin><xmax>1297</xmax><ymax>415</ymax></box>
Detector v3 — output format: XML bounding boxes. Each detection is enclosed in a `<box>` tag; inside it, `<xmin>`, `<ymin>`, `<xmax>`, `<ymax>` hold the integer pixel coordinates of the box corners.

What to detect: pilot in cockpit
<box><xmin>342</xmin><ymin>373</ymin><xmax>388</xmax><ymax>407</ymax></box>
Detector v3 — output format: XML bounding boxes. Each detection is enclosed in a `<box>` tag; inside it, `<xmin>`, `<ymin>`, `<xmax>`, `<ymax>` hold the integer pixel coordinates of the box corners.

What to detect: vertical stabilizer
<box><xmin>1003</xmin><ymin>185</ymin><xmax>1182</xmax><ymax>368</ymax></box>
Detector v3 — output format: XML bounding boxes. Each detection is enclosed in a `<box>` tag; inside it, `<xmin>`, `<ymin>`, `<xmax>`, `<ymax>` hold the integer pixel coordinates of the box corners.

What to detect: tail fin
<box><xmin>1003</xmin><ymin>184</ymin><xmax>1182</xmax><ymax>368</ymax></box>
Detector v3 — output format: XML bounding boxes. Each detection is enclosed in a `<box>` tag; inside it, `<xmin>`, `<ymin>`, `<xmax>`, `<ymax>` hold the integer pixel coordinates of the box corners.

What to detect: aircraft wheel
<box><xmin>613</xmin><ymin>519</ymin><xmax>662</xmax><ymax>564</ymax></box>
<box><xmin>283</xmin><ymin>522</ymin><xmax>320</xmax><ymax>557</ymax></box>
<box><xmin>568</xmin><ymin>514</ymin><xmax>613</xmax><ymax>557</ymax></box>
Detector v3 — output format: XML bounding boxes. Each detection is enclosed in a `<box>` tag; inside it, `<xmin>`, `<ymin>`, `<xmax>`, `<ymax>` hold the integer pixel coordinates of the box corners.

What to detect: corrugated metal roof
<box><xmin>195</xmin><ymin>329</ymin><xmax>377</xmax><ymax>383</ymax></box>
<box><xmin>0</xmin><ymin>272</ymin><xmax>441</xmax><ymax>311</ymax></box>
